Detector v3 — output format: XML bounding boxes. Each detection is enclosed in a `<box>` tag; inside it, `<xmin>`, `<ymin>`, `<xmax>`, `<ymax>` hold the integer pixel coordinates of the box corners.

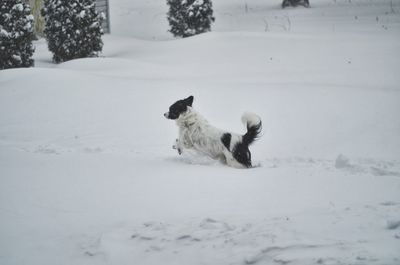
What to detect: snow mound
<box><xmin>1</xmin><ymin>0</ymin><xmax>400</xmax><ymax>265</ymax></box>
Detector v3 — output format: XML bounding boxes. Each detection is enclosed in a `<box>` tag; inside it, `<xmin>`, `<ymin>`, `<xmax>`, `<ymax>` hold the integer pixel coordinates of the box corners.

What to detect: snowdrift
<box><xmin>1</xmin><ymin>0</ymin><xmax>400</xmax><ymax>264</ymax></box>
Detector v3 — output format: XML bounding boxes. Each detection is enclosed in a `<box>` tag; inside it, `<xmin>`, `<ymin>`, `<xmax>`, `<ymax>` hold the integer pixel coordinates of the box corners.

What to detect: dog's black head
<box><xmin>233</xmin><ymin>143</ymin><xmax>252</xmax><ymax>168</ymax></box>
<box><xmin>164</xmin><ymin>96</ymin><xmax>194</xmax><ymax>120</ymax></box>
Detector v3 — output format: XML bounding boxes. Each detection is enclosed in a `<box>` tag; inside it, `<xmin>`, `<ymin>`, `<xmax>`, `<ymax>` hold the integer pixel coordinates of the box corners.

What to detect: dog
<box><xmin>164</xmin><ymin>96</ymin><xmax>262</xmax><ymax>168</ymax></box>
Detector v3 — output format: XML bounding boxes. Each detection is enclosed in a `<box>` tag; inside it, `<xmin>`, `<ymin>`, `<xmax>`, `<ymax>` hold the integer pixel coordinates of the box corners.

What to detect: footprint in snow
<box><xmin>370</xmin><ymin>166</ymin><xmax>400</xmax><ymax>177</ymax></box>
<box><xmin>83</xmin><ymin>147</ymin><xmax>103</xmax><ymax>154</ymax></box>
<box><xmin>244</xmin><ymin>244</ymin><xmax>330</xmax><ymax>265</ymax></box>
<box><xmin>199</xmin><ymin>218</ymin><xmax>235</xmax><ymax>231</ymax></box>
<box><xmin>380</xmin><ymin>201</ymin><xmax>400</xmax><ymax>206</ymax></box>
<box><xmin>176</xmin><ymin>234</ymin><xmax>201</xmax><ymax>242</ymax></box>
<box><xmin>129</xmin><ymin>222</ymin><xmax>165</xmax><ymax>241</ymax></box>
<box><xmin>386</xmin><ymin>220</ymin><xmax>400</xmax><ymax>230</ymax></box>
<box><xmin>35</xmin><ymin>146</ymin><xmax>59</xmax><ymax>155</ymax></box>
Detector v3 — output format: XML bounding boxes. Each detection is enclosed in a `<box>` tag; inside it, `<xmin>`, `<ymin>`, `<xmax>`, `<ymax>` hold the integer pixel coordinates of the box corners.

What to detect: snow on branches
<box><xmin>167</xmin><ymin>0</ymin><xmax>215</xmax><ymax>38</ymax></box>
<box><xmin>42</xmin><ymin>0</ymin><xmax>104</xmax><ymax>63</ymax></box>
<box><xmin>0</xmin><ymin>0</ymin><xmax>35</xmax><ymax>70</ymax></box>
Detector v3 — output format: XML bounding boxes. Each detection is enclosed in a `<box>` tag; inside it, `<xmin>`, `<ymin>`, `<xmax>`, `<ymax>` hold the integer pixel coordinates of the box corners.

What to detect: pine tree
<box><xmin>42</xmin><ymin>0</ymin><xmax>104</xmax><ymax>63</ymax></box>
<box><xmin>0</xmin><ymin>0</ymin><xmax>35</xmax><ymax>70</ymax></box>
<box><xmin>167</xmin><ymin>0</ymin><xmax>215</xmax><ymax>38</ymax></box>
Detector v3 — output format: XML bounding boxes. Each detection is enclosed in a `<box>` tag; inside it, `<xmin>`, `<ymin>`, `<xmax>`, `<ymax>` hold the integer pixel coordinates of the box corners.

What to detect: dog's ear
<box><xmin>185</xmin><ymin>96</ymin><xmax>194</xmax><ymax>106</ymax></box>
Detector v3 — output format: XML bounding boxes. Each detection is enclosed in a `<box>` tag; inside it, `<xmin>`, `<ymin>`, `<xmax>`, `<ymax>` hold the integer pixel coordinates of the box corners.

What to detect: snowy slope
<box><xmin>1</xmin><ymin>0</ymin><xmax>400</xmax><ymax>264</ymax></box>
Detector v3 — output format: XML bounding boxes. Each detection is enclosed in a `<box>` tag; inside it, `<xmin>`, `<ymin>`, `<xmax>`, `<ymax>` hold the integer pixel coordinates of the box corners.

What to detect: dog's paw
<box><xmin>173</xmin><ymin>146</ymin><xmax>182</xmax><ymax>155</ymax></box>
<box><xmin>173</xmin><ymin>139</ymin><xmax>182</xmax><ymax>155</ymax></box>
<box><xmin>172</xmin><ymin>145</ymin><xmax>182</xmax><ymax>155</ymax></box>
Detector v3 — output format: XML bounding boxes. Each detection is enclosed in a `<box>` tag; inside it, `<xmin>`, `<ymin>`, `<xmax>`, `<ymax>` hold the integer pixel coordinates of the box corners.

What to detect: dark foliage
<box><xmin>0</xmin><ymin>0</ymin><xmax>35</xmax><ymax>70</ymax></box>
<box><xmin>167</xmin><ymin>0</ymin><xmax>215</xmax><ymax>38</ymax></box>
<box><xmin>282</xmin><ymin>0</ymin><xmax>310</xmax><ymax>8</ymax></box>
<box><xmin>42</xmin><ymin>0</ymin><xmax>104</xmax><ymax>63</ymax></box>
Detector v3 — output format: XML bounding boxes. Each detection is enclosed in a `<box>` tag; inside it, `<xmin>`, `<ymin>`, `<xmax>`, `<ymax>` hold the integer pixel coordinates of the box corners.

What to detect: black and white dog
<box><xmin>164</xmin><ymin>96</ymin><xmax>262</xmax><ymax>168</ymax></box>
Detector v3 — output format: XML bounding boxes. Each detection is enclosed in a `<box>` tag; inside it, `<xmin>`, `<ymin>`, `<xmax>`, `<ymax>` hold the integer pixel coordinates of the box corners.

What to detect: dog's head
<box><xmin>233</xmin><ymin>143</ymin><xmax>252</xmax><ymax>168</ymax></box>
<box><xmin>164</xmin><ymin>96</ymin><xmax>194</xmax><ymax>120</ymax></box>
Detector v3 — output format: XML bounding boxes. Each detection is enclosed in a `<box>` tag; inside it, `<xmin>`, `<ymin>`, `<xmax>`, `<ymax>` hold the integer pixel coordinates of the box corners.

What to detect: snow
<box><xmin>23</xmin><ymin>21</ymin><xmax>33</xmax><ymax>31</ymax></box>
<box><xmin>79</xmin><ymin>10</ymin><xmax>86</xmax><ymax>18</ymax></box>
<box><xmin>1</xmin><ymin>0</ymin><xmax>400</xmax><ymax>264</ymax></box>
<box><xmin>11</xmin><ymin>55</ymin><xmax>21</xmax><ymax>62</ymax></box>
<box><xmin>387</xmin><ymin>220</ymin><xmax>400</xmax><ymax>230</ymax></box>
<box><xmin>0</xmin><ymin>28</ymin><xmax>10</xmax><ymax>37</ymax></box>
<box><xmin>13</xmin><ymin>3</ymin><xmax>24</xmax><ymax>12</ymax></box>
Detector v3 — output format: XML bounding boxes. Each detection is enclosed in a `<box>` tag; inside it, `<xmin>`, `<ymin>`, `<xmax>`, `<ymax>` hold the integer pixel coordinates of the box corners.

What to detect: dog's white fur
<box><xmin>170</xmin><ymin>107</ymin><xmax>260</xmax><ymax>168</ymax></box>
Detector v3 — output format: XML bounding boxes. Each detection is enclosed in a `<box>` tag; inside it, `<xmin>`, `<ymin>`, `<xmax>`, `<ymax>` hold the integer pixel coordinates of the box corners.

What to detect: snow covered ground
<box><xmin>1</xmin><ymin>0</ymin><xmax>400</xmax><ymax>264</ymax></box>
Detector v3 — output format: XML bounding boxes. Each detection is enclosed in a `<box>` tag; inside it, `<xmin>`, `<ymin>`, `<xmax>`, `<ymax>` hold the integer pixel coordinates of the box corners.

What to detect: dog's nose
<box><xmin>164</xmin><ymin>112</ymin><xmax>169</xmax><ymax>118</ymax></box>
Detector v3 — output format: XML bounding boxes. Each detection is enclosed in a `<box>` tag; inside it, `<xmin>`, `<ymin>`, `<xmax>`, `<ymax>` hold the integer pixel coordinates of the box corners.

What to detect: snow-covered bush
<box><xmin>0</xmin><ymin>0</ymin><xmax>35</xmax><ymax>70</ymax></box>
<box><xmin>42</xmin><ymin>0</ymin><xmax>104</xmax><ymax>63</ymax></box>
<box><xmin>167</xmin><ymin>0</ymin><xmax>215</xmax><ymax>38</ymax></box>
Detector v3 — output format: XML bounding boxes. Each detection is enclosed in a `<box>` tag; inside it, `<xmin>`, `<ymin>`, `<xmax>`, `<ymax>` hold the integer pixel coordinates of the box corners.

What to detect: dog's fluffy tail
<box><xmin>241</xmin><ymin>112</ymin><xmax>262</xmax><ymax>146</ymax></box>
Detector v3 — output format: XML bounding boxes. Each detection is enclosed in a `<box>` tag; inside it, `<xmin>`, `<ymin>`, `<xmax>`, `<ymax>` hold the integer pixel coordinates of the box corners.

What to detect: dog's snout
<box><xmin>164</xmin><ymin>112</ymin><xmax>169</xmax><ymax>118</ymax></box>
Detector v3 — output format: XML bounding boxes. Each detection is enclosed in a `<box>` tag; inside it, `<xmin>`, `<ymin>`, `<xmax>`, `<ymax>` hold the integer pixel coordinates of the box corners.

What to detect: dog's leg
<box><xmin>173</xmin><ymin>139</ymin><xmax>183</xmax><ymax>155</ymax></box>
